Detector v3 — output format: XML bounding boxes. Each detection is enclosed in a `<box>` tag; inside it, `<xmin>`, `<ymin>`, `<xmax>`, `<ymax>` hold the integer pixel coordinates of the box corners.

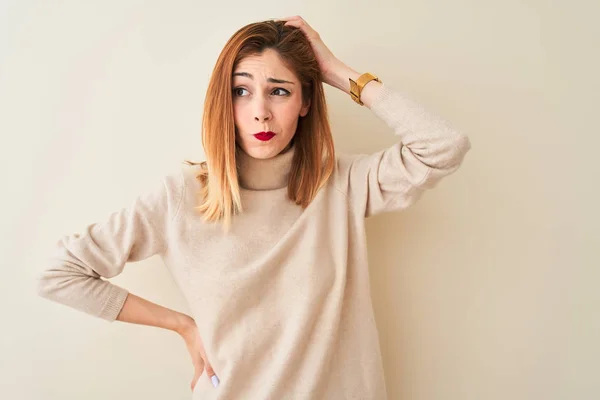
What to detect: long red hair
<box><xmin>184</xmin><ymin>20</ymin><xmax>335</xmax><ymax>231</ymax></box>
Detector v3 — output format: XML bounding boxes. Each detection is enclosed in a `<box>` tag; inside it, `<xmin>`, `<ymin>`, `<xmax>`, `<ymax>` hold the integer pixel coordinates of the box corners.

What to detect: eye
<box><xmin>232</xmin><ymin>87</ymin><xmax>291</xmax><ymax>97</ymax></box>
<box><xmin>272</xmin><ymin>88</ymin><xmax>290</xmax><ymax>96</ymax></box>
<box><xmin>233</xmin><ymin>87</ymin><xmax>248</xmax><ymax>97</ymax></box>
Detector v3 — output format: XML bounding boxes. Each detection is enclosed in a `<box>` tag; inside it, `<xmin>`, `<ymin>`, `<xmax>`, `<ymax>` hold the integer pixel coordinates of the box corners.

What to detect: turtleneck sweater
<box><xmin>236</xmin><ymin>142</ymin><xmax>296</xmax><ymax>190</ymax></box>
<box><xmin>37</xmin><ymin>82</ymin><xmax>471</xmax><ymax>399</ymax></box>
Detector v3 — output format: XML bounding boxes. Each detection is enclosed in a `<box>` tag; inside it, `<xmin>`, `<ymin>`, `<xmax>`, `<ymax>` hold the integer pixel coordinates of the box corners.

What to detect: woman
<box><xmin>37</xmin><ymin>16</ymin><xmax>471</xmax><ymax>399</ymax></box>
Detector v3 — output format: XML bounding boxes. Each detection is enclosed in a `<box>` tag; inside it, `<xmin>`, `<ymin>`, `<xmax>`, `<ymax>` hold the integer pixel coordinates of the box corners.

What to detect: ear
<box><xmin>300</xmin><ymin>99</ymin><xmax>311</xmax><ymax>117</ymax></box>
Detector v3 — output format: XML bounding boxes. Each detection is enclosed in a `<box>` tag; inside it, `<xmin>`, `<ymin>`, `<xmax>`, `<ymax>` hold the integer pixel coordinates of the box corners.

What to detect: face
<box><xmin>232</xmin><ymin>48</ymin><xmax>310</xmax><ymax>159</ymax></box>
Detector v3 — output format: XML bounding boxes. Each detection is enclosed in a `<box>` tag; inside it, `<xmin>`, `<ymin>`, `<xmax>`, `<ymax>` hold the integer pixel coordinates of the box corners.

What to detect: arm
<box><xmin>117</xmin><ymin>289</ymin><xmax>220</xmax><ymax>389</ymax></box>
<box><xmin>327</xmin><ymin>62</ymin><xmax>385</xmax><ymax>109</ymax></box>
<box><xmin>116</xmin><ymin>292</ymin><xmax>193</xmax><ymax>333</ymax></box>
<box><xmin>275</xmin><ymin>16</ymin><xmax>470</xmax><ymax>217</ymax></box>
<box><xmin>36</xmin><ymin>172</ymin><xmax>184</xmax><ymax>321</ymax></box>
<box><xmin>36</xmin><ymin>170</ymin><xmax>221</xmax><ymax>388</ymax></box>
<box><xmin>330</xmin><ymin>62</ymin><xmax>472</xmax><ymax>217</ymax></box>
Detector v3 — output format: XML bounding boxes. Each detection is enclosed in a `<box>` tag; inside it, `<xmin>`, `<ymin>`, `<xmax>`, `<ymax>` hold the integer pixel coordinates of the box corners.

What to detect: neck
<box><xmin>236</xmin><ymin>143</ymin><xmax>296</xmax><ymax>191</ymax></box>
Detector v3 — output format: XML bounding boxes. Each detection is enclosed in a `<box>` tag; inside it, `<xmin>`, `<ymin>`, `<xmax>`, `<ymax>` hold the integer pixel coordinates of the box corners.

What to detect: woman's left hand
<box><xmin>275</xmin><ymin>16</ymin><xmax>344</xmax><ymax>86</ymax></box>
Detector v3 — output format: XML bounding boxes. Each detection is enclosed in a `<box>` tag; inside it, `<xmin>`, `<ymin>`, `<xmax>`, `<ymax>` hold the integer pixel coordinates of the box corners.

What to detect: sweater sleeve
<box><xmin>36</xmin><ymin>171</ymin><xmax>184</xmax><ymax>321</ymax></box>
<box><xmin>338</xmin><ymin>82</ymin><xmax>472</xmax><ymax>218</ymax></box>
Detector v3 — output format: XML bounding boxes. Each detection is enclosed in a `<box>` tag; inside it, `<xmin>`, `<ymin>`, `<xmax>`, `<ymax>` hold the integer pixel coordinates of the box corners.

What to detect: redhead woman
<box><xmin>37</xmin><ymin>16</ymin><xmax>471</xmax><ymax>399</ymax></box>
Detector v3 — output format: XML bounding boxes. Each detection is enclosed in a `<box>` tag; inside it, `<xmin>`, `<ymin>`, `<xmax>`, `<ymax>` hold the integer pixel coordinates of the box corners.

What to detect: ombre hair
<box><xmin>184</xmin><ymin>19</ymin><xmax>335</xmax><ymax>231</ymax></box>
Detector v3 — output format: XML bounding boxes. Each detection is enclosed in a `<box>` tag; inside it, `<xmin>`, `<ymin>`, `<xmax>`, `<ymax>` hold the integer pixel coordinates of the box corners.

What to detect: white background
<box><xmin>1</xmin><ymin>0</ymin><xmax>598</xmax><ymax>399</ymax></box>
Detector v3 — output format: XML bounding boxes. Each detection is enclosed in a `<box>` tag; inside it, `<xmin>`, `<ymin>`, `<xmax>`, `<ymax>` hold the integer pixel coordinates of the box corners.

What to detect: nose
<box><xmin>255</xmin><ymin>115</ymin><xmax>270</xmax><ymax>122</ymax></box>
<box><xmin>253</xmin><ymin>97</ymin><xmax>272</xmax><ymax>122</ymax></box>
<box><xmin>254</xmin><ymin>112</ymin><xmax>271</xmax><ymax>122</ymax></box>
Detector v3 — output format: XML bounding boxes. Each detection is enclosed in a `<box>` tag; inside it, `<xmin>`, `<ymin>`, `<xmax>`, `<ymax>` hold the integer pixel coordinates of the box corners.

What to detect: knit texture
<box><xmin>37</xmin><ymin>82</ymin><xmax>471</xmax><ymax>399</ymax></box>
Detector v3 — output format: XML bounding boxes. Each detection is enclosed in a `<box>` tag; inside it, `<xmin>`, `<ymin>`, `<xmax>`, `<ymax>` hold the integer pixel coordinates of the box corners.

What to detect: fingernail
<box><xmin>211</xmin><ymin>375</ymin><xmax>220</xmax><ymax>388</ymax></box>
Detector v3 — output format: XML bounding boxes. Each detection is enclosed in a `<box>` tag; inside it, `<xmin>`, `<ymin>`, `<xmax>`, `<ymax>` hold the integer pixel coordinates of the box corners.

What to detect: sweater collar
<box><xmin>236</xmin><ymin>143</ymin><xmax>295</xmax><ymax>190</ymax></box>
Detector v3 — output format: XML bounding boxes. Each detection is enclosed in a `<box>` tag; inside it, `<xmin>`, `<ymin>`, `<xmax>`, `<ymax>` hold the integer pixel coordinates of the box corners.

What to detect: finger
<box><xmin>204</xmin><ymin>361</ymin><xmax>216</xmax><ymax>377</ymax></box>
<box><xmin>273</xmin><ymin>16</ymin><xmax>296</xmax><ymax>22</ymax></box>
<box><xmin>282</xmin><ymin>18</ymin><xmax>318</xmax><ymax>37</ymax></box>
<box><xmin>292</xmin><ymin>16</ymin><xmax>310</xmax><ymax>27</ymax></box>
<box><xmin>205</xmin><ymin>362</ymin><xmax>220</xmax><ymax>388</ymax></box>
<box><xmin>190</xmin><ymin>372</ymin><xmax>202</xmax><ymax>391</ymax></box>
<box><xmin>277</xmin><ymin>15</ymin><xmax>300</xmax><ymax>20</ymax></box>
<box><xmin>282</xmin><ymin>19</ymin><xmax>307</xmax><ymax>32</ymax></box>
<box><xmin>276</xmin><ymin>15</ymin><xmax>305</xmax><ymax>25</ymax></box>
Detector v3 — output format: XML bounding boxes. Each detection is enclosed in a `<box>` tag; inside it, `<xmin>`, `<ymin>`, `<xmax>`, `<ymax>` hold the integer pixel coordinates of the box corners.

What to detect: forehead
<box><xmin>233</xmin><ymin>49</ymin><xmax>297</xmax><ymax>81</ymax></box>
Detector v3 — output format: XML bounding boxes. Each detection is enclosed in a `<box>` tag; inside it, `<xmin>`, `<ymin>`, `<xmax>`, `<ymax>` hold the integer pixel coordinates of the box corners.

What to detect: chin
<box><xmin>249</xmin><ymin>146</ymin><xmax>284</xmax><ymax>159</ymax></box>
<box><xmin>239</xmin><ymin>138</ymin><xmax>292</xmax><ymax>159</ymax></box>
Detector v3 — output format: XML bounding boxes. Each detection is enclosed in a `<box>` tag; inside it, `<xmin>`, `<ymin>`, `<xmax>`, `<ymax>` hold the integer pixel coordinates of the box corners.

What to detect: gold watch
<box><xmin>349</xmin><ymin>72</ymin><xmax>381</xmax><ymax>105</ymax></box>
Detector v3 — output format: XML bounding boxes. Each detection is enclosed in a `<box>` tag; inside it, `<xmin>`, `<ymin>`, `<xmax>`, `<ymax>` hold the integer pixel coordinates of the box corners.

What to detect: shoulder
<box><xmin>146</xmin><ymin>162</ymin><xmax>200</xmax><ymax>208</ymax></box>
<box><xmin>335</xmin><ymin>151</ymin><xmax>362</xmax><ymax>173</ymax></box>
<box><xmin>333</xmin><ymin>150</ymin><xmax>373</xmax><ymax>179</ymax></box>
<box><xmin>143</xmin><ymin>162</ymin><xmax>202</xmax><ymax>223</ymax></box>
<box><xmin>176</xmin><ymin>161</ymin><xmax>209</xmax><ymax>208</ymax></box>
<box><xmin>180</xmin><ymin>161</ymin><xmax>205</xmax><ymax>188</ymax></box>
<box><xmin>329</xmin><ymin>151</ymin><xmax>363</xmax><ymax>197</ymax></box>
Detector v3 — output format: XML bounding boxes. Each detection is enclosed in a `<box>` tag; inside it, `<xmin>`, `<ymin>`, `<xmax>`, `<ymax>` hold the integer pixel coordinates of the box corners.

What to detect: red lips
<box><xmin>253</xmin><ymin>131</ymin><xmax>276</xmax><ymax>141</ymax></box>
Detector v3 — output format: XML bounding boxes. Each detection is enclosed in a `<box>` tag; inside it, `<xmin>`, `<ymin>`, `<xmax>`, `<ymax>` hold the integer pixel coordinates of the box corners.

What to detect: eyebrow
<box><xmin>232</xmin><ymin>72</ymin><xmax>295</xmax><ymax>85</ymax></box>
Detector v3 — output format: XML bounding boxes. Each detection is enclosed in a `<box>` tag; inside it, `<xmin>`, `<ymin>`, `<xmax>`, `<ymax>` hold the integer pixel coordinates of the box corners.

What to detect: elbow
<box><xmin>445</xmin><ymin>132</ymin><xmax>471</xmax><ymax>169</ymax></box>
<box><xmin>36</xmin><ymin>270</ymin><xmax>58</xmax><ymax>300</ymax></box>
<box><xmin>457</xmin><ymin>133</ymin><xmax>472</xmax><ymax>156</ymax></box>
<box><xmin>36</xmin><ymin>266</ymin><xmax>80</xmax><ymax>301</ymax></box>
<box><xmin>423</xmin><ymin>133</ymin><xmax>472</xmax><ymax>178</ymax></box>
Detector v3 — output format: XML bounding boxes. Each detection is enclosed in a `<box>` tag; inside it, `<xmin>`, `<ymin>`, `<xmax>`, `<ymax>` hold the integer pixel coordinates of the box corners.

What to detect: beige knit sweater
<box><xmin>37</xmin><ymin>82</ymin><xmax>471</xmax><ymax>399</ymax></box>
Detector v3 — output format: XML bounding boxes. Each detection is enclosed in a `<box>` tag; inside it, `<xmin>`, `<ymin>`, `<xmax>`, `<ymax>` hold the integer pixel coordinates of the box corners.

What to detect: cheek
<box><xmin>232</xmin><ymin>100</ymin><xmax>301</xmax><ymax>131</ymax></box>
<box><xmin>282</xmin><ymin>114</ymin><xmax>301</xmax><ymax>136</ymax></box>
<box><xmin>233</xmin><ymin>106</ymin><xmax>251</xmax><ymax>137</ymax></box>
<box><xmin>232</xmin><ymin>104</ymin><xmax>244</xmax><ymax>124</ymax></box>
<box><xmin>277</xmin><ymin>103</ymin><xmax>302</xmax><ymax>125</ymax></box>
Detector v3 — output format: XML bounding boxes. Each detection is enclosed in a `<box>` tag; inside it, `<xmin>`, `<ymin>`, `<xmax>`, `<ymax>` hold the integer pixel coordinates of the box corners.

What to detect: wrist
<box><xmin>327</xmin><ymin>61</ymin><xmax>360</xmax><ymax>94</ymax></box>
<box><xmin>173</xmin><ymin>313</ymin><xmax>196</xmax><ymax>336</ymax></box>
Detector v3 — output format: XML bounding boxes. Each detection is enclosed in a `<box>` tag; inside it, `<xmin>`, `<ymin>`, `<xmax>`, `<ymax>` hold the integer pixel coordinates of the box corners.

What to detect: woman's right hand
<box><xmin>177</xmin><ymin>317</ymin><xmax>220</xmax><ymax>391</ymax></box>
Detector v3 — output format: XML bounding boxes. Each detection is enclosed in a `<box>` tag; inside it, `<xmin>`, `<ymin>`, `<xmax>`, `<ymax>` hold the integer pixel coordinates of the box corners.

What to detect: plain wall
<box><xmin>1</xmin><ymin>1</ymin><xmax>598</xmax><ymax>399</ymax></box>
